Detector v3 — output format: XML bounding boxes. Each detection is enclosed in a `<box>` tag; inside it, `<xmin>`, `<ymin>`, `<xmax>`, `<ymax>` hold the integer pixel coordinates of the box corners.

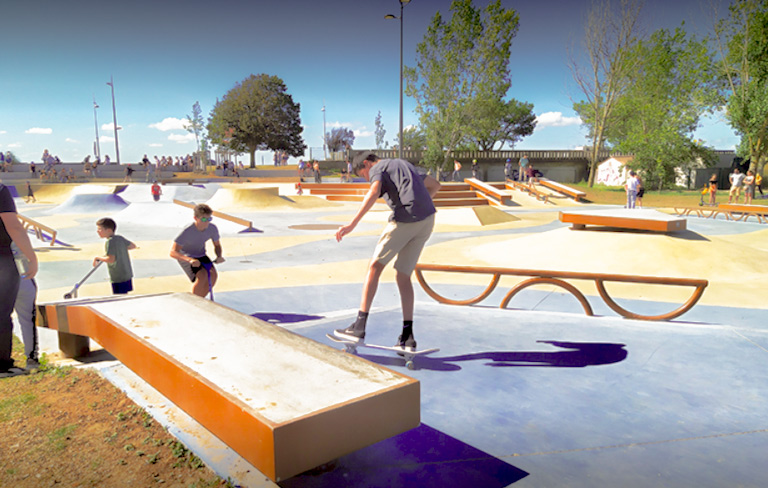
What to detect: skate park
<box><xmin>8</xmin><ymin>177</ymin><xmax>768</xmax><ymax>487</ymax></box>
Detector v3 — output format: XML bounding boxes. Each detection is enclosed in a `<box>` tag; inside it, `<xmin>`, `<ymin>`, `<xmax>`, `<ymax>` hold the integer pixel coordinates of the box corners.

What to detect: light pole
<box><xmin>106</xmin><ymin>76</ymin><xmax>121</xmax><ymax>164</ymax></box>
<box><xmin>386</xmin><ymin>0</ymin><xmax>410</xmax><ymax>160</ymax></box>
<box><xmin>92</xmin><ymin>97</ymin><xmax>101</xmax><ymax>160</ymax></box>
<box><xmin>321</xmin><ymin>103</ymin><xmax>327</xmax><ymax>160</ymax></box>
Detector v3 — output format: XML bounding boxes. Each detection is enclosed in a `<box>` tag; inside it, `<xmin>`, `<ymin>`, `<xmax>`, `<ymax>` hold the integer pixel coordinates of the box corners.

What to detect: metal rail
<box><xmin>414</xmin><ymin>263</ymin><xmax>708</xmax><ymax>321</ymax></box>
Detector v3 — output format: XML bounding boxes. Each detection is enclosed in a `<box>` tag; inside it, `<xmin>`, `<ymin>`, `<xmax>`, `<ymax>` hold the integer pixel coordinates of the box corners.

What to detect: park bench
<box><xmin>537</xmin><ymin>178</ymin><xmax>587</xmax><ymax>202</ymax></box>
<box><xmin>465</xmin><ymin>178</ymin><xmax>513</xmax><ymax>205</ymax></box>
<box><xmin>672</xmin><ymin>206</ymin><xmax>721</xmax><ymax>219</ymax></box>
<box><xmin>415</xmin><ymin>263</ymin><xmax>708</xmax><ymax>322</ymax></box>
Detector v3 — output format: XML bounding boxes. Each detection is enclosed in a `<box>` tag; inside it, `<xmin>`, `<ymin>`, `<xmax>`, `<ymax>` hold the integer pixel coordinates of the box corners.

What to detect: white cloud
<box><xmin>168</xmin><ymin>133</ymin><xmax>195</xmax><ymax>143</ymax></box>
<box><xmin>536</xmin><ymin>112</ymin><xmax>582</xmax><ymax>128</ymax></box>
<box><xmin>100</xmin><ymin>135</ymin><xmax>115</xmax><ymax>143</ymax></box>
<box><xmin>149</xmin><ymin>143</ymin><xmax>163</xmax><ymax>147</ymax></box>
<box><xmin>7</xmin><ymin>143</ymin><xmax>22</xmax><ymax>148</ymax></box>
<box><xmin>150</xmin><ymin>117</ymin><xmax>187</xmax><ymax>131</ymax></box>
<box><xmin>101</xmin><ymin>123</ymin><xmax>123</xmax><ymax>131</ymax></box>
<box><xmin>0</xmin><ymin>130</ymin><xmax>6</xmax><ymax>134</ymax></box>
<box><xmin>65</xmin><ymin>138</ymin><xmax>78</xmax><ymax>143</ymax></box>
<box><xmin>25</xmin><ymin>127</ymin><xmax>53</xmax><ymax>135</ymax></box>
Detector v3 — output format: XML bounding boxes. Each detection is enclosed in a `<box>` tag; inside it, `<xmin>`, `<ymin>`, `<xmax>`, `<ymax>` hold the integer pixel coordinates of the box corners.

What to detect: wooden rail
<box><xmin>537</xmin><ymin>179</ymin><xmax>586</xmax><ymax>201</ymax></box>
<box><xmin>17</xmin><ymin>214</ymin><xmax>58</xmax><ymax>246</ymax></box>
<box><xmin>506</xmin><ymin>179</ymin><xmax>551</xmax><ymax>203</ymax></box>
<box><xmin>717</xmin><ymin>203</ymin><xmax>768</xmax><ymax>223</ymax></box>
<box><xmin>465</xmin><ymin>178</ymin><xmax>513</xmax><ymax>205</ymax></box>
<box><xmin>414</xmin><ymin>263</ymin><xmax>708</xmax><ymax>321</ymax></box>
<box><xmin>173</xmin><ymin>199</ymin><xmax>260</xmax><ymax>233</ymax></box>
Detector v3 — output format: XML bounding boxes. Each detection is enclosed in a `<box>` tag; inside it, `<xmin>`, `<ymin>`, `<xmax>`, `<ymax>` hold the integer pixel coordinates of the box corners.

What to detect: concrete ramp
<box><xmin>52</xmin><ymin>193</ymin><xmax>130</xmax><ymax>214</ymax></box>
<box><xmin>36</xmin><ymin>293</ymin><xmax>420</xmax><ymax>482</ymax></box>
<box><xmin>206</xmin><ymin>186</ymin><xmax>338</xmax><ymax>210</ymax></box>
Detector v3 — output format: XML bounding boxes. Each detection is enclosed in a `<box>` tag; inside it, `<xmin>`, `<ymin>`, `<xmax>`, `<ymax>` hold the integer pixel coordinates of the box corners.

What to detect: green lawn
<box><xmin>570</xmin><ymin>183</ymin><xmax>734</xmax><ymax>208</ymax></box>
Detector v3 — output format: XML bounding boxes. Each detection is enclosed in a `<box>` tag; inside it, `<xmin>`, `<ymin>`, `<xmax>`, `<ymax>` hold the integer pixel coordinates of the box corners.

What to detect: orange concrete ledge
<box><xmin>559</xmin><ymin>209</ymin><xmax>687</xmax><ymax>232</ymax></box>
<box><xmin>36</xmin><ymin>293</ymin><xmax>420</xmax><ymax>482</ymax></box>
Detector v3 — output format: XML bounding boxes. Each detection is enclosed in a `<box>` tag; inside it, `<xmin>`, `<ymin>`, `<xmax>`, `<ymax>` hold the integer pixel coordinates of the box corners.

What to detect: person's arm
<box><xmin>336</xmin><ymin>180</ymin><xmax>382</xmax><ymax>242</ymax></box>
<box><xmin>170</xmin><ymin>242</ymin><xmax>200</xmax><ymax>267</ymax></box>
<box><xmin>423</xmin><ymin>174</ymin><xmax>441</xmax><ymax>199</ymax></box>
<box><xmin>93</xmin><ymin>253</ymin><xmax>115</xmax><ymax>266</ymax></box>
<box><xmin>1</xmin><ymin>213</ymin><xmax>38</xmax><ymax>279</ymax></box>
<box><xmin>212</xmin><ymin>240</ymin><xmax>225</xmax><ymax>263</ymax></box>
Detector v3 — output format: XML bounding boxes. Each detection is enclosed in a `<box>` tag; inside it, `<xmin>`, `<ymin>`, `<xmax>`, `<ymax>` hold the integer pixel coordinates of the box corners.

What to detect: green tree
<box><xmin>325</xmin><ymin>127</ymin><xmax>355</xmax><ymax>153</ymax></box>
<box><xmin>571</xmin><ymin>0</ymin><xmax>643</xmax><ymax>186</ymax></box>
<box><xmin>465</xmin><ymin>99</ymin><xmax>536</xmax><ymax>150</ymax></box>
<box><xmin>374</xmin><ymin>111</ymin><xmax>387</xmax><ymax>149</ymax></box>
<box><xmin>394</xmin><ymin>126</ymin><xmax>427</xmax><ymax>150</ymax></box>
<box><xmin>185</xmin><ymin>101</ymin><xmax>208</xmax><ymax>171</ymax></box>
<box><xmin>207</xmin><ymin>74</ymin><xmax>306</xmax><ymax>167</ymax></box>
<box><xmin>713</xmin><ymin>0</ymin><xmax>768</xmax><ymax>176</ymax></box>
<box><xmin>608</xmin><ymin>27</ymin><xmax>718</xmax><ymax>190</ymax></box>
<box><xmin>405</xmin><ymin>0</ymin><xmax>521</xmax><ymax>171</ymax></box>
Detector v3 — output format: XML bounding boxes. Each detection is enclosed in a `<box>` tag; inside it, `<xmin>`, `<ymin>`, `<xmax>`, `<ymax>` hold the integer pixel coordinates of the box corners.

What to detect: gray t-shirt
<box><xmin>369</xmin><ymin>158</ymin><xmax>436</xmax><ymax>223</ymax></box>
<box><xmin>105</xmin><ymin>234</ymin><xmax>134</xmax><ymax>283</ymax></box>
<box><xmin>174</xmin><ymin>223</ymin><xmax>220</xmax><ymax>258</ymax></box>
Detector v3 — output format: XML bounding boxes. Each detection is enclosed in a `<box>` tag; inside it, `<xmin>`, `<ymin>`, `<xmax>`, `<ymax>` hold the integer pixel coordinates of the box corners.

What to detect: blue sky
<box><xmin>0</xmin><ymin>0</ymin><xmax>737</xmax><ymax>164</ymax></box>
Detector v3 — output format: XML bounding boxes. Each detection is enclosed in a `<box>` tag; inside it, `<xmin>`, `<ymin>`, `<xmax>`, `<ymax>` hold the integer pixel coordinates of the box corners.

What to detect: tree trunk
<box><xmin>249</xmin><ymin>149</ymin><xmax>256</xmax><ymax>169</ymax></box>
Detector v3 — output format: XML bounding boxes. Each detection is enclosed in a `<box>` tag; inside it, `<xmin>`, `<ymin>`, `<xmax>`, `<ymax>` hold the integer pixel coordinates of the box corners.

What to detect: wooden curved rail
<box><xmin>414</xmin><ymin>263</ymin><xmax>708</xmax><ymax>321</ymax></box>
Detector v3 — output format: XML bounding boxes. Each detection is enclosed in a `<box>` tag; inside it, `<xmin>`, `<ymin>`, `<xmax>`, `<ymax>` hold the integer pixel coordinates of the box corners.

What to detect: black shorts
<box><xmin>178</xmin><ymin>255</ymin><xmax>213</xmax><ymax>282</ymax></box>
<box><xmin>637</xmin><ymin>188</ymin><xmax>645</xmax><ymax>198</ymax></box>
<box><xmin>111</xmin><ymin>279</ymin><xmax>133</xmax><ymax>294</ymax></box>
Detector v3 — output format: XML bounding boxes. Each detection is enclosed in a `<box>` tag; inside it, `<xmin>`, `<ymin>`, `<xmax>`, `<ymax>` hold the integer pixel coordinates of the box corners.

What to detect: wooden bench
<box><xmin>672</xmin><ymin>206</ymin><xmax>720</xmax><ymax>219</ymax></box>
<box><xmin>465</xmin><ymin>178</ymin><xmax>513</xmax><ymax>205</ymax></box>
<box><xmin>506</xmin><ymin>179</ymin><xmax>551</xmax><ymax>203</ymax></box>
<box><xmin>559</xmin><ymin>209</ymin><xmax>686</xmax><ymax>232</ymax></box>
<box><xmin>716</xmin><ymin>203</ymin><xmax>768</xmax><ymax>223</ymax></box>
<box><xmin>537</xmin><ymin>178</ymin><xmax>587</xmax><ymax>202</ymax></box>
<box><xmin>415</xmin><ymin>263</ymin><xmax>708</xmax><ymax>321</ymax></box>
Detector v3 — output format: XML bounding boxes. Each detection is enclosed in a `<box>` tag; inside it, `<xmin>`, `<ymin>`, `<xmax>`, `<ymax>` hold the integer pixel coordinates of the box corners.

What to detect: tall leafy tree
<box><xmin>570</xmin><ymin>0</ymin><xmax>643</xmax><ymax>186</ymax></box>
<box><xmin>405</xmin><ymin>0</ymin><xmax>522</xmax><ymax>170</ymax></box>
<box><xmin>607</xmin><ymin>27</ymin><xmax>718</xmax><ymax>190</ymax></box>
<box><xmin>394</xmin><ymin>126</ymin><xmax>427</xmax><ymax>150</ymax></box>
<box><xmin>325</xmin><ymin>127</ymin><xmax>355</xmax><ymax>153</ymax></box>
<box><xmin>207</xmin><ymin>74</ymin><xmax>306</xmax><ymax>167</ymax></box>
<box><xmin>374</xmin><ymin>111</ymin><xmax>387</xmax><ymax>149</ymax></box>
<box><xmin>713</xmin><ymin>0</ymin><xmax>768</xmax><ymax>176</ymax></box>
<box><xmin>185</xmin><ymin>101</ymin><xmax>208</xmax><ymax>170</ymax></box>
<box><xmin>465</xmin><ymin>99</ymin><xmax>536</xmax><ymax>150</ymax></box>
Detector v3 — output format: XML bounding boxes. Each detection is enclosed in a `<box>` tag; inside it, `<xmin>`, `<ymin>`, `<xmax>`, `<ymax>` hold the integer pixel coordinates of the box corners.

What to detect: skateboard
<box><xmin>64</xmin><ymin>261</ymin><xmax>103</xmax><ymax>299</ymax></box>
<box><xmin>326</xmin><ymin>333</ymin><xmax>439</xmax><ymax>370</ymax></box>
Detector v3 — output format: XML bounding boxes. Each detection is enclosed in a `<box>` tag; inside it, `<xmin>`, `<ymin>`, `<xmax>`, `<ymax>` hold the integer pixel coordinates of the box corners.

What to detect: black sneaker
<box><xmin>396</xmin><ymin>333</ymin><xmax>417</xmax><ymax>353</ymax></box>
<box><xmin>25</xmin><ymin>357</ymin><xmax>41</xmax><ymax>372</ymax></box>
<box><xmin>334</xmin><ymin>324</ymin><xmax>365</xmax><ymax>343</ymax></box>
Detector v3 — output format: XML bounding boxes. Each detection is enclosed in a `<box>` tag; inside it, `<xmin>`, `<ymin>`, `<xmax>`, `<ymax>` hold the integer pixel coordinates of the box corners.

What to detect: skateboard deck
<box><xmin>326</xmin><ymin>333</ymin><xmax>439</xmax><ymax>370</ymax></box>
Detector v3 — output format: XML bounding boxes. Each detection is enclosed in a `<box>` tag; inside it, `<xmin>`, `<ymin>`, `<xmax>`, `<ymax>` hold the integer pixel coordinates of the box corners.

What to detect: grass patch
<box><xmin>48</xmin><ymin>423</ymin><xmax>78</xmax><ymax>451</ymax></box>
<box><xmin>0</xmin><ymin>392</ymin><xmax>39</xmax><ymax>423</ymax></box>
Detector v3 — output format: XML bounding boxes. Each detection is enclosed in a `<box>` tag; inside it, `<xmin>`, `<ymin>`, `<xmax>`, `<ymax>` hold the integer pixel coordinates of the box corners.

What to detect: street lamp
<box><xmin>92</xmin><ymin>97</ymin><xmax>101</xmax><ymax>160</ymax></box>
<box><xmin>321</xmin><ymin>103</ymin><xmax>327</xmax><ymax>160</ymax></box>
<box><xmin>106</xmin><ymin>75</ymin><xmax>121</xmax><ymax>164</ymax></box>
<box><xmin>386</xmin><ymin>0</ymin><xmax>411</xmax><ymax>160</ymax></box>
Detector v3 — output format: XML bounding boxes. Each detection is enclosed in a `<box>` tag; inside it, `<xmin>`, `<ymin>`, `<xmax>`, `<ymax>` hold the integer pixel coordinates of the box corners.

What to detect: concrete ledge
<box><xmin>559</xmin><ymin>208</ymin><xmax>687</xmax><ymax>232</ymax></box>
<box><xmin>35</xmin><ymin>293</ymin><xmax>420</xmax><ymax>482</ymax></box>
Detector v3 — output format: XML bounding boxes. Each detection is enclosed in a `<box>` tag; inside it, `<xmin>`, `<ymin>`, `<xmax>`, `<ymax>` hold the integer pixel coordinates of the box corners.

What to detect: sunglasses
<box><xmin>199</xmin><ymin>216</ymin><xmax>213</xmax><ymax>222</ymax></box>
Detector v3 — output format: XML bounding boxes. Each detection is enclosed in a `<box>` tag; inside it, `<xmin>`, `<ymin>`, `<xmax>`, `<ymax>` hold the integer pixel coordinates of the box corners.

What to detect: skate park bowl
<box><xmin>36</xmin><ymin>293</ymin><xmax>420</xmax><ymax>482</ymax></box>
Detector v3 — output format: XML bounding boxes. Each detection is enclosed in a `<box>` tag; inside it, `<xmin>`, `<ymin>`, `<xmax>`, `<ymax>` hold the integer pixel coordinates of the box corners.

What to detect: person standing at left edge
<box><xmin>334</xmin><ymin>151</ymin><xmax>441</xmax><ymax>352</ymax></box>
<box><xmin>1</xmin><ymin>183</ymin><xmax>38</xmax><ymax>376</ymax></box>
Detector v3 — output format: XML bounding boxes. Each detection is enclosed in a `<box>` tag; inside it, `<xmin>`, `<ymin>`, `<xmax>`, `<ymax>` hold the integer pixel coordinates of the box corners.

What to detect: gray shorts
<box><xmin>372</xmin><ymin>214</ymin><xmax>435</xmax><ymax>274</ymax></box>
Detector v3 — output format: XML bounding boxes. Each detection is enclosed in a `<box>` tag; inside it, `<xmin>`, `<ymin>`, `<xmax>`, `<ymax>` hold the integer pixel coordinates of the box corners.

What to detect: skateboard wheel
<box><xmin>406</xmin><ymin>361</ymin><xmax>415</xmax><ymax>370</ymax></box>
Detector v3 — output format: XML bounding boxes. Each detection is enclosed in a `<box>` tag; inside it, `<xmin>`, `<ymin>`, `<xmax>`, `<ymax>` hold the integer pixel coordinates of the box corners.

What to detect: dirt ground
<box><xmin>0</xmin><ymin>342</ymin><xmax>232</xmax><ymax>488</ymax></box>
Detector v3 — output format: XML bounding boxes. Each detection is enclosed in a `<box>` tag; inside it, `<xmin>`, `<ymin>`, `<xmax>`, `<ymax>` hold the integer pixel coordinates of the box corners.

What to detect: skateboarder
<box><xmin>170</xmin><ymin>203</ymin><xmax>225</xmax><ymax>298</ymax></box>
<box><xmin>333</xmin><ymin>151</ymin><xmax>441</xmax><ymax>352</ymax></box>
<box><xmin>1</xmin><ymin>183</ymin><xmax>38</xmax><ymax>376</ymax></box>
<box><xmin>93</xmin><ymin>218</ymin><xmax>136</xmax><ymax>295</ymax></box>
